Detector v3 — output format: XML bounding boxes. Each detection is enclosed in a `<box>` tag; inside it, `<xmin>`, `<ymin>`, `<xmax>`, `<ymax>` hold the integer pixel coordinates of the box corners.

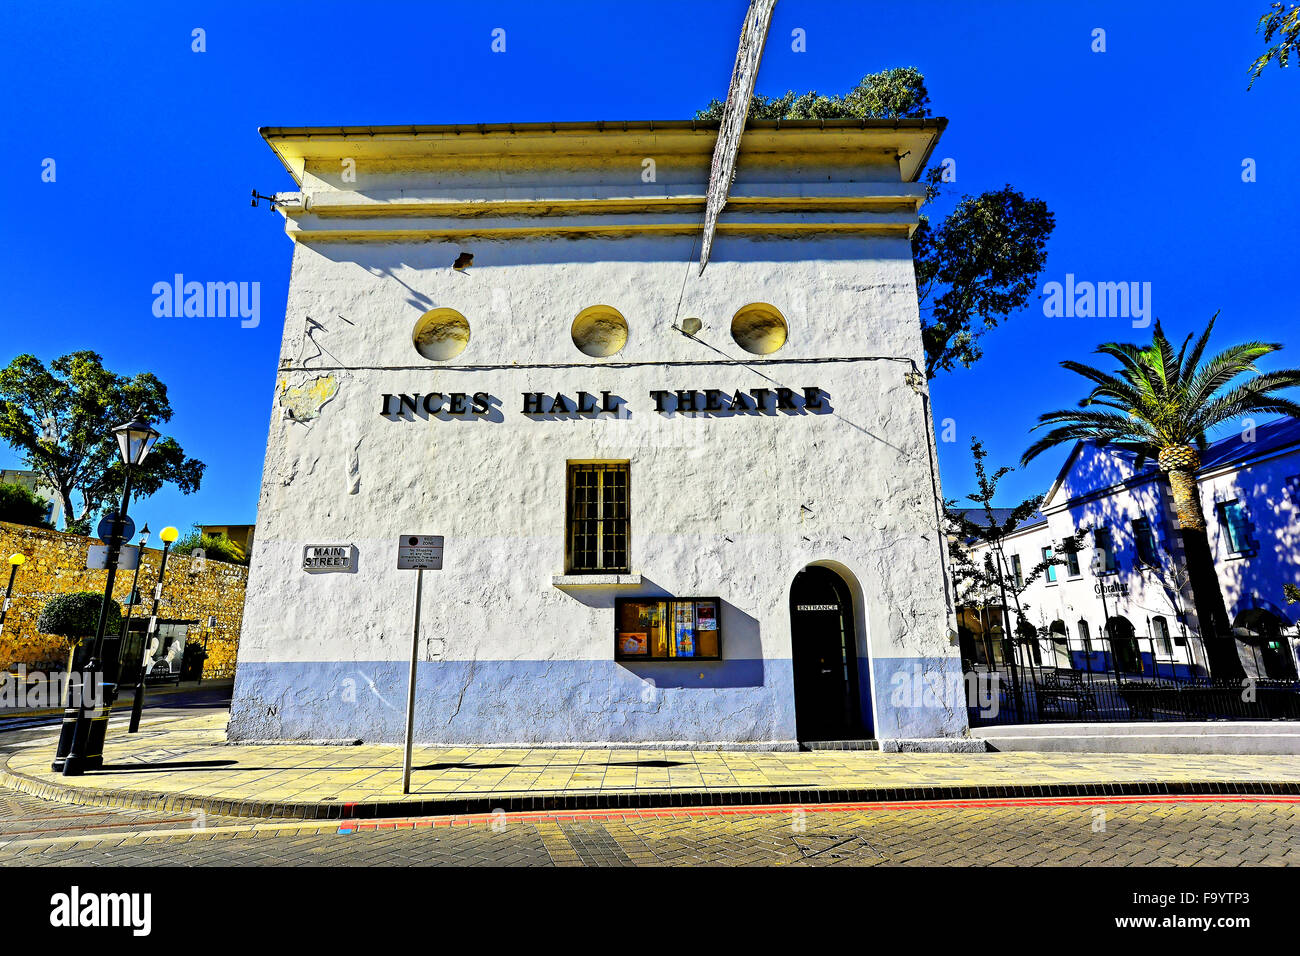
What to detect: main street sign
<box><xmin>302</xmin><ymin>545</ymin><xmax>355</xmax><ymax>572</ymax></box>
<box><xmin>397</xmin><ymin>535</ymin><xmax>443</xmax><ymax>571</ymax></box>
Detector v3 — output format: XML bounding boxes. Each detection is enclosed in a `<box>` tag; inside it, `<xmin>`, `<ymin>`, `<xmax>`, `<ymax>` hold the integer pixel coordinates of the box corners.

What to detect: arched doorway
<box><xmin>1106</xmin><ymin>616</ymin><xmax>1141</xmax><ymax>674</ymax></box>
<box><xmin>789</xmin><ymin>565</ymin><xmax>865</xmax><ymax>742</ymax></box>
<box><xmin>1233</xmin><ymin>609</ymin><xmax>1298</xmax><ymax>680</ymax></box>
<box><xmin>1049</xmin><ymin>620</ymin><xmax>1071</xmax><ymax>669</ymax></box>
<box><xmin>1016</xmin><ymin>618</ymin><xmax>1041</xmax><ymax>667</ymax></box>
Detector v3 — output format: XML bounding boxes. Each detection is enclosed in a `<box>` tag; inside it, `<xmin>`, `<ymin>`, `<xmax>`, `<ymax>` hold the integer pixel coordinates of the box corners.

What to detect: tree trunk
<box><xmin>1161</xmin><ymin>452</ymin><xmax>1244</xmax><ymax>681</ymax></box>
<box><xmin>58</xmin><ymin>488</ymin><xmax>76</xmax><ymax>532</ymax></box>
<box><xmin>62</xmin><ymin>643</ymin><xmax>76</xmax><ymax>708</ymax></box>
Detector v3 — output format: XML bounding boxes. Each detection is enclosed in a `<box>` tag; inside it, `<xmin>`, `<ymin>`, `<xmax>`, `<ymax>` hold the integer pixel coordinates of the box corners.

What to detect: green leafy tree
<box><xmin>1021</xmin><ymin>316</ymin><xmax>1300</xmax><ymax>679</ymax></box>
<box><xmin>0</xmin><ymin>481</ymin><xmax>53</xmax><ymax>528</ymax></box>
<box><xmin>173</xmin><ymin>525</ymin><xmax>249</xmax><ymax>566</ymax></box>
<box><xmin>696</xmin><ymin>66</ymin><xmax>931</xmax><ymax>121</ymax></box>
<box><xmin>914</xmin><ymin>188</ymin><xmax>1054</xmax><ymax>377</ymax></box>
<box><xmin>696</xmin><ymin>67</ymin><xmax>1055</xmax><ymax>378</ymax></box>
<box><xmin>1248</xmin><ymin>2</ymin><xmax>1300</xmax><ymax>88</ymax></box>
<box><xmin>0</xmin><ymin>351</ymin><xmax>205</xmax><ymax>534</ymax></box>
<box><xmin>37</xmin><ymin>591</ymin><xmax>123</xmax><ymax>690</ymax></box>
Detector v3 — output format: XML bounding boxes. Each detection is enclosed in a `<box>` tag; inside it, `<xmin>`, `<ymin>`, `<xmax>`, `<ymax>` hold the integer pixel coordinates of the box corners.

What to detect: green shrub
<box><xmin>37</xmin><ymin>592</ymin><xmax>123</xmax><ymax>650</ymax></box>
<box><xmin>172</xmin><ymin>525</ymin><xmax>248</xmax><ymax>566</ymax></box>
<box><xmin>0</xmin><ymin>481</ymin><xmax>53</xmax><ymax>528</ymax></box>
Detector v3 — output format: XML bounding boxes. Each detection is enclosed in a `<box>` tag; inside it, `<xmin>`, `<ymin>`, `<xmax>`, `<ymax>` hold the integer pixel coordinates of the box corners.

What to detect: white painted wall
<box><xmin>230</xmin><ymin>127</ymin><xmax>964</xmax><ymax>746</ymax></box>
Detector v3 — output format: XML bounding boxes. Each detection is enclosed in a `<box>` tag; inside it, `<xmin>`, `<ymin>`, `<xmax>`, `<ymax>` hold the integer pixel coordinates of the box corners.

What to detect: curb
<box><xmin>4</xmin><ymin>753</ymin><xmax>1299</xmax><ymax>822</ymax></box>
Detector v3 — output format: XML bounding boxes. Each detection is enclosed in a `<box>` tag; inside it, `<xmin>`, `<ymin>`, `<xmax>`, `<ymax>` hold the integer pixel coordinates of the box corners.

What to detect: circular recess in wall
<box><xmin>730</xmin><ymin>303</ymin><xmax>787</xmax><ymax>354</ymax></box>
<box><xmin>571</xmin><ymin>305</ymin><xmax>629</xmax><ymax>357</ymax></box>
<box><xmin>412</xmin><ymin>308</ymin><xmax>471</xmax><ymax>360</ymax></box>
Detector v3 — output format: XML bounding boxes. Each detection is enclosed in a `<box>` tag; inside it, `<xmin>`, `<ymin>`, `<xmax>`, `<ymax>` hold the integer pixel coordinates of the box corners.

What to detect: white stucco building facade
<box><xmin>962</xmin><ymin>418</ymin><xmax>1300</xmax><ymax>682</ymax></box>
<box><xmin>229</xmin><ymin>120</ymin><xmax>967</xmax><ymax>749</ymax></box>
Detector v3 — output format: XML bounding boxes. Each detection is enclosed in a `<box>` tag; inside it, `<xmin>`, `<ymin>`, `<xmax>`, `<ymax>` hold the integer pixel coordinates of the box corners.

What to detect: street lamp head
<box><xmin>8</xmin><ymin>553</ymin><xmax>24</xmax><ymax>567</ymax></box>
<box><xmin>138</xmin><ymin>523</ymin><xmax>151</xmax><ymax>548</ymax></box>
<box><xmin>160</xmin><ymin>526</ymin><xmax>179</xmax><ymax>544</ymax></box>
<box><xmin>113</xmin><ymin>406</ymin><xmax>161</xmax><ymax>467</ymax></box>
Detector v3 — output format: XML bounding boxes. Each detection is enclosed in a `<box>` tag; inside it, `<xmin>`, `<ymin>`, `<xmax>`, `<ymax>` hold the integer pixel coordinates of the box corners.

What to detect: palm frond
<box><xmin>1021</xmin><ymin>415</ymin><xmax>1153</xmax><ymax>465</ymax></box>
<box><xmin>1184</xmin><ymin>342</ymin><xmax>1284</xmax><ymax>411</ymax></box>
<box><xmin>1035</xmin><ymin>314</ymin><xmax>1300</xmax><ymax>471</ymax></box>
<box><xmin>1182</xmin><ymin>311</ymin><xmax>1220</xmax><ymax>378</ymax></box>
<box><xmin>1190</xmin><ymin>380</ymin><xmax>1300</xmax><ymax>433</ymax></box>
<box><xmin>1149</xmin><ymin>321</ymin><xmax>1178</xmax><ymax>392</ymax></box>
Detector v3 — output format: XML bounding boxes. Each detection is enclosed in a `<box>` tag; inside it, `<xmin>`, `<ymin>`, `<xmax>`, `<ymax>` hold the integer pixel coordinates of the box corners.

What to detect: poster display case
<box><xmin>614</xmin><ymin>597</ymin><xmax>721</xmax><ymax>660</ymax></box>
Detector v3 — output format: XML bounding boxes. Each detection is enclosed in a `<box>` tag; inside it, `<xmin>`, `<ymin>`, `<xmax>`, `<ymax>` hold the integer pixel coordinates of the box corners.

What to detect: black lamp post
<box><xmin>128</xmin><ymin>525</ymin><xmax>178</xmax><ymax>733</ymax></box>
<box><xmin>0</xmin><ymin>552</ymin><xmax>26</xmax><ymax>641</ymax></box>
<box><xmin>56</xmin><ymin>407</ymin><xmax>159</xmax><ymax>776</ymax></box>
<box><xmin>117</xmin><ymin>523</ymin><xmax>149</xmax><ymax>677</ymax></box>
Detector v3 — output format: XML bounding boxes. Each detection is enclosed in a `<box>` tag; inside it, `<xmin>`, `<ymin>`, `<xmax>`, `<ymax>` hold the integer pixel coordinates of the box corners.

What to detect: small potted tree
<box><xmin>36</xmin><ymin>592</ymin><xmax>123</xmax><ymax>706</ymax></box>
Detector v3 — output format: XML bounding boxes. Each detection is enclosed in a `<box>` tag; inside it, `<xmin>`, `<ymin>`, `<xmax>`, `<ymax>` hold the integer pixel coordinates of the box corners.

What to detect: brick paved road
<box><xmin>3</xmin><ymin>693</ymin><xmax>1298</xmax><ymax>867</ymax></box>
<box><xmin>2</xmin><ymin>793</ymin><xmax>1298</xmax><ymax>866</ymax></box>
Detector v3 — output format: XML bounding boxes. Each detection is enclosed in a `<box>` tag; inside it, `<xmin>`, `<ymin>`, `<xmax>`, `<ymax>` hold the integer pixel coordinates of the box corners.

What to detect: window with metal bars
<box><xmin>566</xmin><ymin>462</ymin><xmax>630</xmax><ymax>573</ymax></box>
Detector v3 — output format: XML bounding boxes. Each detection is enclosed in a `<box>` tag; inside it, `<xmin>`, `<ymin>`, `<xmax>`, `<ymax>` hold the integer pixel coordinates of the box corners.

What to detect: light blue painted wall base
<box><xmin>228</xmin><ymin>655</ymin><xmax>967</xmax><ymax>746</ymax></box>
<box><xmin>872</xmin><ymin>657</ymin><xmax>971</xmax><ymax>739</ymax></box>
<box><xmin>228</xmin><ymin>659</ymin><xmax>796</xmax><ymax>746</ymax></box>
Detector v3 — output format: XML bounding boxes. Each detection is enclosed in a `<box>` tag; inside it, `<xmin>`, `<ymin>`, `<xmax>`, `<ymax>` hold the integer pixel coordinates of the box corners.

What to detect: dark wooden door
<box><xmin>790</xmin><ymin>566</ymin><xmax>861</xmax><ymax>741</ymax></box>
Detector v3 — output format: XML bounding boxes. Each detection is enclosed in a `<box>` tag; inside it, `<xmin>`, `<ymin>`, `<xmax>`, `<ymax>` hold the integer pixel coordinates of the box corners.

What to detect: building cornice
<box><xmin>259</xmin><ymin>119</ymin><xmax>945</xmax><ymax>244</ymax></box>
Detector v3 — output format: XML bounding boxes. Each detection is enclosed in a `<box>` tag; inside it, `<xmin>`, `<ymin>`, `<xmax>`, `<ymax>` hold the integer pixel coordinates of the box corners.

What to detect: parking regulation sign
<box><xmin>396</xmin><ymin>535</ymin><xmax>443</xmax><ymax>570</ymax></box>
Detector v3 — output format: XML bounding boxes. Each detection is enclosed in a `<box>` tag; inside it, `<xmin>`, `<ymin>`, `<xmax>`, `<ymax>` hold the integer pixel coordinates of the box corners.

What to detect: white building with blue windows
<box><xmin>963</xmin><ymin>418</ymin><xmax>1300</xmax><ymax>682</ymax></box>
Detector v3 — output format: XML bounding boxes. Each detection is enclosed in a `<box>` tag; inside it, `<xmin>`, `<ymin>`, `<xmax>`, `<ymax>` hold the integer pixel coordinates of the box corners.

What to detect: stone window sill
<box><xmin>552</xmin><ymin>573</ymin><xmax>643</xmax><ymax>587</ymax></box>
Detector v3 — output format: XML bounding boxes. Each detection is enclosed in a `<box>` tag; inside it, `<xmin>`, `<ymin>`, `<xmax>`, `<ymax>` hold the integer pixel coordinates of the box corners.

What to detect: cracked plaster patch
<box><xmin>278</xmin><ymin>374</ymin><xmax>340</xmax><ymax>422</ymax></box>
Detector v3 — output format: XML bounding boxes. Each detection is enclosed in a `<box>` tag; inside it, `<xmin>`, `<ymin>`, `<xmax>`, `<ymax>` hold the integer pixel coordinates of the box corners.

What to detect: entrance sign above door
<box><xmin>397</xmin><ymin>535</ymin><xmax>443</xmax><ymax>570</ymax></box>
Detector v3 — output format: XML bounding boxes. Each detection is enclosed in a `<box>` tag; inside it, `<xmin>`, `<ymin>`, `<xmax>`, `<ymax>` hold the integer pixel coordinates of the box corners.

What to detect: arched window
<box><xmin>1078</xmin><ymin>619</ymin><xmax>1092</xmax><ymax>652</ymax></box>
<box><xmin>1152</xmin><ymin>616</ymin><xmax>1172</xmax><ymax>656</ymax></box>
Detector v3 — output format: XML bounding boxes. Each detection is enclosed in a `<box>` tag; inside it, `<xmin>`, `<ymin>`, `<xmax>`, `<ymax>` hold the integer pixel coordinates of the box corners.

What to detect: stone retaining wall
<box><xmin>0</xmin><ymin>521</ymin><xmax>247</xmax><ymax>678</ymax></box>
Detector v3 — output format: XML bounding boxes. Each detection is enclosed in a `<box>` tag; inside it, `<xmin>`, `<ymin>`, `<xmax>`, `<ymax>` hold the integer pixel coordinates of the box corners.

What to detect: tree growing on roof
<box><xmin>696</xmin><ymin>67</ymin><xmax>1055</xmax><ymax>379</ymax></box>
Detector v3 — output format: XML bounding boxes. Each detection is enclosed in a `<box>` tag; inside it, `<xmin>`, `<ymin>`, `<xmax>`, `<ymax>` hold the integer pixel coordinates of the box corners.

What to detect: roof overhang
<box><xmin>258</xmin><ymin>118</ymin><xmax>946</xmax><ymax>243</ymax></box>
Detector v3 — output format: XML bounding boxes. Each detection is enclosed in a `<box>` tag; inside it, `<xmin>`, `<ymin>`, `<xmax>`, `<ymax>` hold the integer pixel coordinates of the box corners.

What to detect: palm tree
<box><xmin>1022</xmin><ymin>315</ymin><xmax>1300</xmax><ymax>680</ymax></box>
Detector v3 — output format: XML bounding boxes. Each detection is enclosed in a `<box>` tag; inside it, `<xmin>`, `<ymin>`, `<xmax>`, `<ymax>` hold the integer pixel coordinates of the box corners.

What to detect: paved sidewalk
<box><xmin>6</xmin><ymin>712</ymin><xmax>1300</xmax><ymax>820</ymax></box>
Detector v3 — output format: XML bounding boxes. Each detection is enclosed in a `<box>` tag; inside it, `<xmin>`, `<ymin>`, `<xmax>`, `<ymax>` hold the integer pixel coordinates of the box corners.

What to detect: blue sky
<box><xmin>2</xmin><ymin>0</ymin><xmax>1297</xmax><ymax>532</ymax></box>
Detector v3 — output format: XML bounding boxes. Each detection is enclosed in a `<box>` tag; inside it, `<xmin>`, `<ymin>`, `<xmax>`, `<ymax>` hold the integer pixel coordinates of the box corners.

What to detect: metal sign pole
<box><xmin>401</xmin><ymin>567</ymin><xmax>423</xmax><ymax>795</ymax></box>
<box><xmin>395</xmin><ymin>534</ymin><xmax>441</xmax><ymax>796</ymax></box>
